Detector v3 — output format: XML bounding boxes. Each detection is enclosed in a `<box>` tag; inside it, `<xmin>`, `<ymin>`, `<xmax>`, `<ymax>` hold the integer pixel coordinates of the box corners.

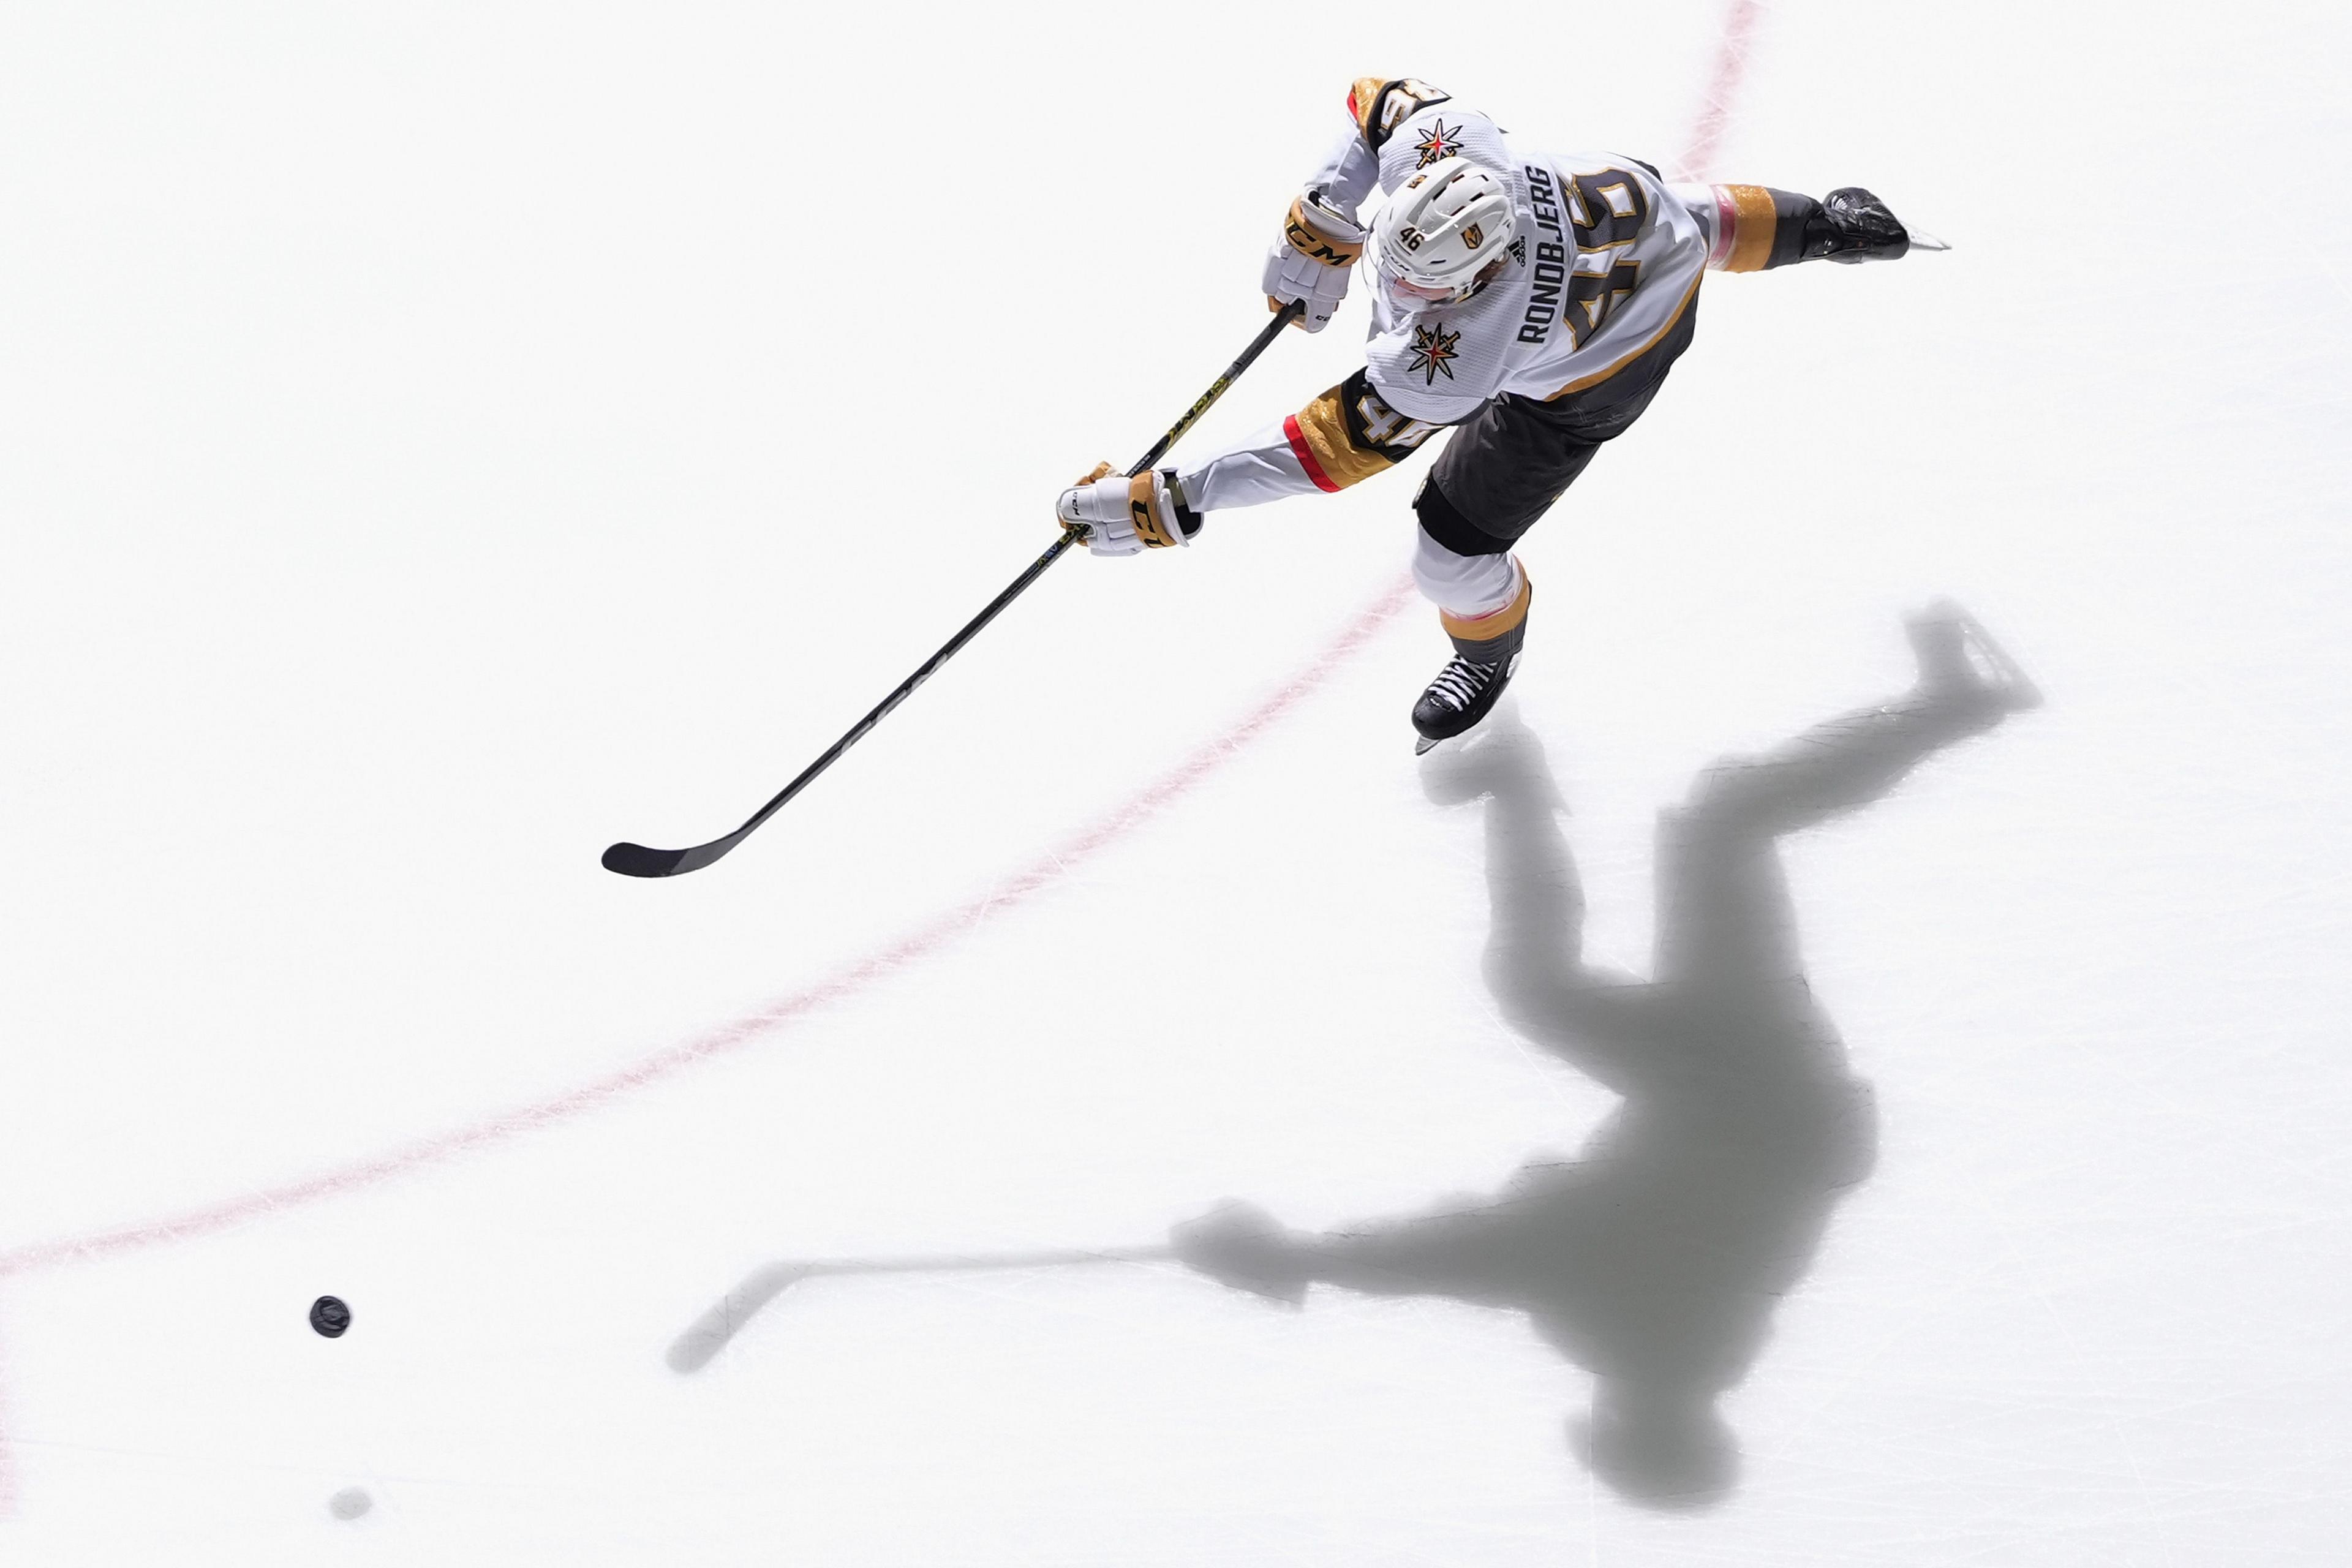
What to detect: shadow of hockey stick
<box><xmin>665</xmin><ymin>1245</ymin><xmax>1175</xmax><ymax>1374</ymax></box>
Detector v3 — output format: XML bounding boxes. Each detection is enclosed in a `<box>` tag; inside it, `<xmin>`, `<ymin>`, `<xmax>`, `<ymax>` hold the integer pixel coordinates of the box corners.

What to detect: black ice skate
<box><xmin>1412</xmin><ymin>650</ymin><xmax>1521</xmax><ymax>754</ymax></box>
<box><xmin>1414</xmin><ymin>580</ymin><xmax>1533</xmax><ymax>755</ymax></box>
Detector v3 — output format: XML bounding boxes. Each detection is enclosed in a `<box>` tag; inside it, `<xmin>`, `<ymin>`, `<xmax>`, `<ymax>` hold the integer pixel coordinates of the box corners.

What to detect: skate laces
<box><xmin>1428</xmin><ymin>657</ymin><xmax>1494</xmax><ymax>712</ymax></box>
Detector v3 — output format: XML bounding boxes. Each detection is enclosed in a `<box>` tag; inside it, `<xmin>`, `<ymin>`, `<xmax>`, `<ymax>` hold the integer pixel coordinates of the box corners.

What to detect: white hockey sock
<box><xmin>1411</xmin><ymin>529</ymin><xmax>1523</xmax><ymax>620</ymax></box>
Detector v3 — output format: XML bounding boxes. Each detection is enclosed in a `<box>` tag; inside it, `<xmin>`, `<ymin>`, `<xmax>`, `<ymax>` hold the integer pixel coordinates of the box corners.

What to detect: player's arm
<box><xmin>1263</xmin><ymin>77</ymin><xmax>1455</xmax><ymax>331</ymax></box>
<box><xmin>1056</xmin><ymin>369</ymin><xmax>1455</xmax><ymax>554</ymax></box>
<box><xmin>1672</xmin><ymin>183</ymin><xmax>1915</xmax><ymax>270</ymax></box>
<box><xmin>1194</xmin><ymin>367</ymin><xmax>1454</xmax><ymax>507</ymax></box>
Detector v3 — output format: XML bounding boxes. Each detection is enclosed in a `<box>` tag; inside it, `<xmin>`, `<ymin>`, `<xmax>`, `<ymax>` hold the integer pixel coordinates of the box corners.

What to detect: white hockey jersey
<box><xmin>1172</xmin><ymin>78</ymin><xmax>1782</xmax><ymax>515</ymax></box>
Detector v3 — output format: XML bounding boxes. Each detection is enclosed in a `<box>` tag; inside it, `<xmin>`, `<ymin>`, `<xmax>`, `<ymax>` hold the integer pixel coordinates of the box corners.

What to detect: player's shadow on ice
<box><xmin>1173</xmin><ymin>603</ymin><xmax>2039</xmax><ymax>1511</ymax></box>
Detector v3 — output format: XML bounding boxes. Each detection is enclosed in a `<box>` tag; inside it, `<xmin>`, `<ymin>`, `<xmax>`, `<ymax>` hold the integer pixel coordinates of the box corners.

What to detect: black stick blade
<box><xmin>601</xmin><ymin>839</ymin><xmax>736</xmax><ymax>878</ymax></box>
<box><xmin>597</xmin><ymin>311</ymin><xmax>1298</xmax><ymax>882</ymax></box>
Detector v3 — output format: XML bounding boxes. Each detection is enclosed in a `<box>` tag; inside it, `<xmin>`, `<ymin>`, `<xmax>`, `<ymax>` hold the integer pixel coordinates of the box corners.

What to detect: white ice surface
<box><xmin>3</xmin><ymin>0</ymin><xmax>2350</xmax><ymax>1561</ymax></box>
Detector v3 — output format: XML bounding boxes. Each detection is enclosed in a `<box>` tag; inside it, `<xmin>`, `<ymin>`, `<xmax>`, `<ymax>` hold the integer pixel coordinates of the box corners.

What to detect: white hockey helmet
<box><xmin>1370</xmin><ymin>156</ymin><xmax>1519</xmax><ymax>304</ymax></box>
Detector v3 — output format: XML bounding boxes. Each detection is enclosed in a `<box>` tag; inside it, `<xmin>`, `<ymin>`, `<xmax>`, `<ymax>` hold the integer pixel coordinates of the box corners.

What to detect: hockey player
<box><xmin>1057</xmin><ymin>78</ymin><xmax>1921</xmax><ymax>750</ymax></box>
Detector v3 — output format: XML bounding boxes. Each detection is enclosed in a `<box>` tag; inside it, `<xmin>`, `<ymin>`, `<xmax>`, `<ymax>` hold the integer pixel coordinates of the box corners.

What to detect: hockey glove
<box><xmin>1057</xmin><ymin>462</ymin><xmax>1193</xmax><ymax>557</ymax></box>
<box><xmin>1803</xmin><ymin>187</ymin><xmax>1911</xmax><ymax>263</ymax></box>
<box><xmin>1261</xmin><ymin>190</ymin><xmax>1365</xmax><ymax>333</ymax></box>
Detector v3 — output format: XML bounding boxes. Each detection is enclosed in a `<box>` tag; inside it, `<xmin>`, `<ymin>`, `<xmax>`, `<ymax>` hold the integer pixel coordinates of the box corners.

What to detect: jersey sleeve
<box><xmin>1302</xmin><ymin>77</ymin><xmax>1457</xmax><ymax>219</ymax></box>
<box><xmin>1668</xmin><ymin>183</ymin><xmax>1724</xmax><ymax>253</ymax></box>
<box><xmin>1171</xmin><ymin>368</ymin><xmax>1452</xmax><ymax>512</ymax></box>
<box><xmin>1300</xmin><ymin>131</ymin><xmax>1379</xmax><ymax>221</ymax></box>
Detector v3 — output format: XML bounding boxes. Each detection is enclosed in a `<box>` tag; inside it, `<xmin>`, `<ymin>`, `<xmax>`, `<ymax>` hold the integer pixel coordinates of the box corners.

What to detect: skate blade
<box><xmin>1414</xmin><ymin>734</ymin><xmax>1444</xmax><ymax>756</ymax></box>
<box><xmin>1909</xmin><ymin>229</ymin><xmax>1953</xmax><ymax>252</ymax></box>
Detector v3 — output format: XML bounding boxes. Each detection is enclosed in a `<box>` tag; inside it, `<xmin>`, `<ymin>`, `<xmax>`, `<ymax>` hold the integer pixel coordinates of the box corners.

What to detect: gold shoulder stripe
<box><xmin>1346</xmin><ymin>77</ymin><xmax>1450</xmax><ymax>148</ymax></box>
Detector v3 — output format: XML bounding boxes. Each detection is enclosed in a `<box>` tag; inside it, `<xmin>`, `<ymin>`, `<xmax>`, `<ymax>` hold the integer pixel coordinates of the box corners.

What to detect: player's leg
<box><xmin>1401</xmin><ymin>403</ymin><xmax>1566</xmax><ymax>750</ymax></box>
<box><xmin>1422</xmin><ymin>714</ymin><xmax>1665</xmax><ymax>1093</ymax></box>
<box><xmin>1406</xmin><ymin>524</ymin><xmax>1530</xmax><ymax>750</ymax></box>
<box><xmin>1405</xmin><ymin>308</ymin><xmax>1699</xmax><ymax>748</ymax></box>
<box><xmin>1653</xmin><ymin>604</ymin><xmax>2040</xmax><ymax>989</ymax></box>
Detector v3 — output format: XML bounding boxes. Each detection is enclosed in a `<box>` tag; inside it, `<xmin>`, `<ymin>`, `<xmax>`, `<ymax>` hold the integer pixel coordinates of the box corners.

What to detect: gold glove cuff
<box><xmin>1281</xmin><ymin>198</ymin><xmax>1363</xmax><ymax>268</ymax></box>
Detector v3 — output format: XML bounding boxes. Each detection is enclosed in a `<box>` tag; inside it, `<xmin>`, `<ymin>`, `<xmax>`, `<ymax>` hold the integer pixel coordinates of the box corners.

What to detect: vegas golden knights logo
<box><xmin>1461</xmin><ymin>222</ymin><xmax>1484</xmax><ymax>250</ymax></box>
<box><xmin>1406</xmin><ymin>322</ymin><xmax>1461</xmax><ymax>385</ymax></box>
<box><xmin>1411</xmin><ymin>119</ymin><xmax>1464</xmax><ymax>168</ymax></box>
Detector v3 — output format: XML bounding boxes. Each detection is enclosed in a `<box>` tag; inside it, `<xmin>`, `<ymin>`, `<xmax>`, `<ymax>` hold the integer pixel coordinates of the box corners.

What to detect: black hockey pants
<box><xmin>1413</xmin><ymin>288</ymin><xmax>1701</xmax><ymax>558</ymax></box>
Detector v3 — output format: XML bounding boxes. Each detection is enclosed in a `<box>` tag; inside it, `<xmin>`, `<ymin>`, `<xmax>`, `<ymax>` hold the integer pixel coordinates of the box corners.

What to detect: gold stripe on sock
<box><xmin>1721</xmin><ymin>184</ymin><xmax>1779</xmax><ymax>273</ymax></box>
<box><xmin>1439</xmin><ymin>572</ymin><xmax>1532</xmax><ymax>644</ymax></box>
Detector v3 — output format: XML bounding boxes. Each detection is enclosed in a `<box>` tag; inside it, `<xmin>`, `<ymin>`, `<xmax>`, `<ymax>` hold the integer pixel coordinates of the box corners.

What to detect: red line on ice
<box><xmin>0</xmin><ymin>2</ymin><xmax>1763</xmax><ymax>1513</ymax></box>
<box><xmin>1679</xmin><ymin>0</ymin><xmax>1762</xmax><ymax>182</ymax></box>
<box><xmin>0</xmin><ymin>10</ymin><xmax>1757</xmax><ymax>1284</ymax></box>
<box><xmin>0</xmin><ymin>1322</ymin><xmax>15</xmax><ymax>1521</ymax></box>
<box><xmin>0</xmin><ymin>579</ymin><xmax>1420</xmax><ymax>1285</ymax></box>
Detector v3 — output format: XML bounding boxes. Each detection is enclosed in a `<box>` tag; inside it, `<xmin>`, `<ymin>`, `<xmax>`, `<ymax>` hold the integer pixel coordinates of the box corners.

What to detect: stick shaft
<box><xmin>716</xmin><ymin>529</ymin><xmax>1080</xmax><ymax>841</ymax></box>
<box><xmin>1126</xmin><ymin>300</ymin><xmax>1302</xmax><ymax>476</ymax></box>
<box><xmin>737</xmin><ymin>303</ymin><xmax>1306</xmax><ymax>832</ymax></box>
<box><xmin>604</xmin><ymin>303</ymin><xmax>1303</xmax><ymax>876</ymax></box>
<box><xmin>794</xmin><ymin>1246</ymin><xmax>1174</xmax><ymax>1280</ymax></box>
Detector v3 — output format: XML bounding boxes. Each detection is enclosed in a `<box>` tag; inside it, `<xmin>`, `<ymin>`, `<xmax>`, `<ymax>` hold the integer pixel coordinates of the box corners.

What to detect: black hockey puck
<box><xmin>309</xmin><ymin>1295</ymin><xmax>352</xmax><ymax>1338</ymax></box>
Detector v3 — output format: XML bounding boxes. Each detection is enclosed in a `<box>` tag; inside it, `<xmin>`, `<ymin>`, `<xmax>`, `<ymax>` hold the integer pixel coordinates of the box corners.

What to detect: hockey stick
<box><xmin>603</xmin><ymin>299</ymin><xmax>1306</xmax><ymax>878</ymax></box>
<box><xmin>665</xmin><ymin>1245</ymin><xmax>1175</xmax><ymax>1372</ymax></box>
